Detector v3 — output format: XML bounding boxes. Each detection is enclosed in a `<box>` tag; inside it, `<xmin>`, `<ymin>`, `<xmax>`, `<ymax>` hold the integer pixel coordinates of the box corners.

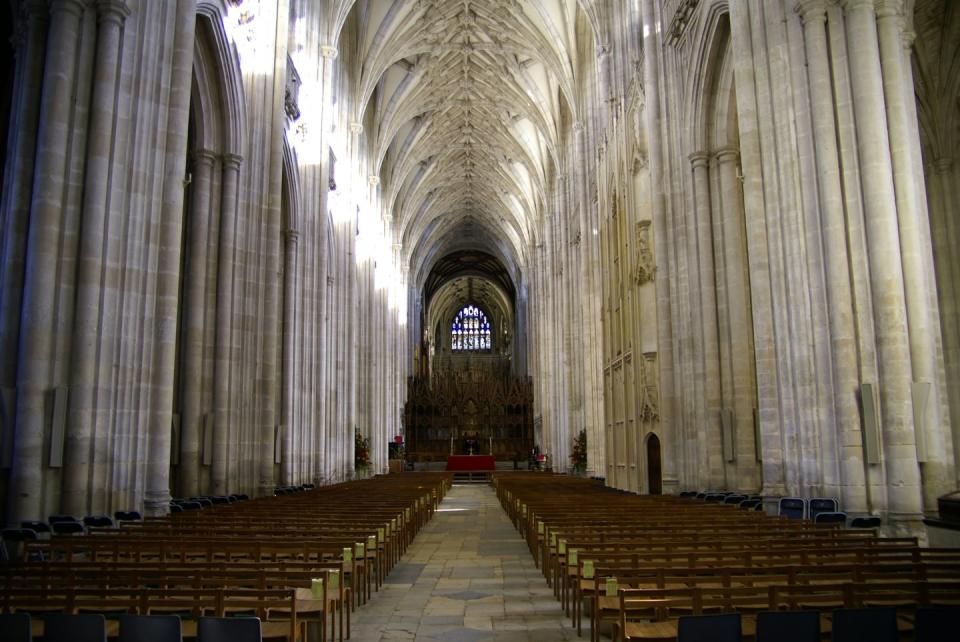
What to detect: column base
<box><xmin>881</xmin><ymin>511</ymin><xmax>927</xmax><ymax>543</ymax></box>
<box><xmin>143</xmin><ymin>490</ymin><xmax>172</xmax><ymax>517</ymax></box>
<box><xmin>258</xmin><ymin>481</ymin><xmax>275</xmax><ymax>498</ymax></box>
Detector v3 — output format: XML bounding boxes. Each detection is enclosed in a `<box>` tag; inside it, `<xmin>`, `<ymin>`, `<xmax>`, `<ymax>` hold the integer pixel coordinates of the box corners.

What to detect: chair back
<box><xmin>20</xmin><ymin>521</ymin><xmax>51</xmax><ymax>534</ymax></box>
<box><xmin>83</xmin><ymin>515</ymin><xmax>114</xmax><ymax>528</ymax></box>
<box><xmin>914</xmin><ymin>607</ymin><xmax>960</xmax><ymax>642</ymax></box>
<box><xmin>51</xmin><ymin>521</ymin><xmax>85</xmax><ymax>535</ymax></box>
<box><xmin>849</xmin><ymin>516</ymin><xmax>881</xmax><ymax>529</ymax></box>
<box><xmin>677</xmin><ymin>613</ymin><xmax>741</xmax><ymax>642</ymax></box>
<box><xmin>831</xmin><ymin>607</ymin><xmax>897</xmax><ymax>642</ymax></box>
<box><xmin>778</xmin><ymin>497</ymin><xmax>805</xmax><ymax>519</ymax></box>
<box><xmin>119</xmin><ymin>614</ymin><xmax>182</xmax><ymax>642</ymax></box>
<box><xmin>756</xmin><ymin>610</ymin><xmax>819</xmax><ymax>642</ymax></box>
<box><xmin>197</xmin><ymin>617</ymin><xmax>262</xmax><ymax>642</ymax></box>
<box><xmin>114</xmin><ymin>510</ymin><xmax>143</xmax><ymax>521</ymax></box>
<box><xmin>813</xmin><ymin>511</ymin><xmax>847</xmax><ymax>526</ymax></box>
<box><xmin>0</xmin><ymin>613</ymin><xmax>32</xmax><ymax>642</ymax></box>
<box><xmin>43</xmin><ymin>613</ymin><xmax>107</xmax><ymax>642</ymax></box>
<box><xmin>808</xmin><ymin>498</ymin><xmax>839</xmax><ymax>520</ymax></box>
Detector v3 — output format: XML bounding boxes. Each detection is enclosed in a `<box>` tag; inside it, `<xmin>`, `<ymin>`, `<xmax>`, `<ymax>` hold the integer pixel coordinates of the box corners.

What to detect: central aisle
<box><xmin>350</xmin><ymin>483</ymin><xmax>576</xmax><ymax>642</ymax></box>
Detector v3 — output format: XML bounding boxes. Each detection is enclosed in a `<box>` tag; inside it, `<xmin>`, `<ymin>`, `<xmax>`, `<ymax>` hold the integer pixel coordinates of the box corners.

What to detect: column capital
<box><xmin>901</xmin><ymin>28</ymin><xmax>916</xmax><ymax>49</ymax></box>
<box><xmin>50</xmin><ymin>0</ymin><xmax>87</xmax><ymax>18</ymax></box>
<box><xmin>349</xmin><ymin>122</ymin><xmax>363</xmax><ymax>135</ymax></box>
<box><xmin>284</xmin><ymin>228</ymin><xmax>300</xmax><ymax>243</ymax></box>
<box><xmin>222</xmin><ymin>153</ymin><xmax>243</xmax><ymax>170</ymax></box>
<box><xmin>320</xmin><ymin>45</ymin><xmax>338</xmax><ymax>59</ymax></box>
<box><xmin>96</xmin><ymin>0</ymin><xmax>130</xmax><ymax>26</ymax></box>
<box><xmin>714</xmin><ymin>146</ymin><xmax>741</xmax><ymax>163</ymax></box>
<box><xmin>840</xmin><ymin>0</ymin><xmax>875</xmax><ymax>13</ymax></box>
<box><xmin>794</xmin><ymin>0</ymin><xmax>827</xmax><ymax>25</ymax></box>
<box><xmin>191</xmin><ymin>148</ymin><xmax>218</xmax><ymax>165</ymax></box>
<box><xmin>874</xmin><ymin>0</ymin><xmax>903</xmax><ymax>20</ymax></box>
<box><xmin>688</xmin><ymin>151</ymin><xmax>710</xmax><ymax>168</ymax></box>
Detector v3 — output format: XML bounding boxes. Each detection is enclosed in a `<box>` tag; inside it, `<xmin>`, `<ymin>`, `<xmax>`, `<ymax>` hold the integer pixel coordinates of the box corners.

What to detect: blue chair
<box><xmin>114</xmin><ymin>510</ymin><xmax>142</xmax><ymax>522</ymax></box>
<box><xmin>2</xmin><ymin>527</ymin><xmax>40</xmax><ymax>561</ymax></box>
<box><xmin>914</xmin><ymin>607</ymin><xmax>959</xmax><ymax>642</ymax></box>
<box><xmin>724</xmin><ymin>494</ymin><xmax>747</xmax><ymax>505</ymax></box>
<box><xmin>197</xmin><ymin>617</ymin><xmax>261</xmax><ymax>642</ymax></box>
<box><xmin>814</xmin><ymin>511</ymin><xmax>847</xmax><ymax>526</ymax></box>
<box><xmin>119</xmin><ymin>614</ymin><xmax>181</xmax><ymax>642</ymax></box>
<box><xmin>809</xmin><ymin>497</ymin><xmax>839</xmax><ymax>521</ymax></box>
<box><xmin>43</xmin><ymin>613</ymin><xmax>107</xmax><ymax>642</ymax></box>
<box><xmin>0</xmin><ymin>613</ymin><xmax>32</xmax><ymax>642</ymax></box>
<box><xmin>83</xmin><ymin>515</ymin><xmax>114</xmax><ymax>528</ymax></box>
<box><xmin>21</xmin><ymin>521</ymin><xmax>51</xmax><ymax>536</ymax></box>
<box><xmin>739</xmin><ymin>499</ymin><xmax>761</xmax><ymax>510</ymax></box>
<box><xmin>849</xmin><ymin>516</ymin><xmax>881</xmax><ymax>529</ymax></box>
<box><xmin>677</xmin><ymin>613</ymin><xmax>741</xmax><ymax>642</ymax></box>
<box><xmin>756</xmin><ymin>610</ymin><xmax>819</xmax><ymax>642</ymax></box>
<box><xmin>704</xmin><ymin>493</ymin><xmax>726</xmax><ymax>503</ymax></box>
<box><xmin>831</xmin><ymin>607</ymin><xmax>897</xmax><ymax>642</ymax></box>
<box><xmin>51</xmin><ymin>521</ymin><xmax>85</xmax><ymax>535</ymax></box>
<box><xmin>47</xmin><ymin>515</ymin><xmax>78</xmax><ymax>524</ymax></box>
<box><xmin>778</xmin><ymin>497</ymin><xmax>806</xmax><ymax>519</ymax></box>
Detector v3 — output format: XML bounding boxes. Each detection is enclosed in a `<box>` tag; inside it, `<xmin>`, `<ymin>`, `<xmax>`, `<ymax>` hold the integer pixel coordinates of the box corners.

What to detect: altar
<box><xmin>446</xmin><ymin>455</ymin><xmax>496</xmax><ymax>471</ymax></box>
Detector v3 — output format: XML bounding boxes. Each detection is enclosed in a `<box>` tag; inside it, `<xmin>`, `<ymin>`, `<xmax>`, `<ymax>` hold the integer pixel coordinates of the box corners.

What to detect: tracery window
<box><xmin>451</xmin><ymin>304</ymin><xmax>491</xmax><ymax>351</ymax></box>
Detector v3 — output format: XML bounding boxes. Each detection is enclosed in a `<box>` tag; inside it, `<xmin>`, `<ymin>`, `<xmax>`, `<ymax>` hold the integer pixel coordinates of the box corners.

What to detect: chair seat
<box><xmin>623</xmin><ymin>619</ymin><xmax>678</xmax><ymax>641</ymax></box>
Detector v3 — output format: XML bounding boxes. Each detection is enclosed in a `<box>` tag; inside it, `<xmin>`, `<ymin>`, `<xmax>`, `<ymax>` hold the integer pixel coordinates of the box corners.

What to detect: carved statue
<box><xmin>634</xmin><ymin>220</ymin><xmax>655</xmax><ymax>285</ymax></box>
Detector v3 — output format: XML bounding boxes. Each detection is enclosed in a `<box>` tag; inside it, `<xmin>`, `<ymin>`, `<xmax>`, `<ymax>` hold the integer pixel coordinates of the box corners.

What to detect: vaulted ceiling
<box><xmin>334</xmin><ymin>0</ymin><xmax>600</xmax><ymax>289</ymax></box>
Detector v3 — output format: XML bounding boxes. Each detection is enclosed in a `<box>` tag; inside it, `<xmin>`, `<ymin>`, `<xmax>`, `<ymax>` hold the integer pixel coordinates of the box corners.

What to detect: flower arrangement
<box><xmin>355</xmin><ymin>430</ymin><xmax>371</xmax><ymax>471</ymax></box>
<box><xmin>570</xmin><ymin>429</ymin><xmax>587</xmax><ymax>474</ymax></box>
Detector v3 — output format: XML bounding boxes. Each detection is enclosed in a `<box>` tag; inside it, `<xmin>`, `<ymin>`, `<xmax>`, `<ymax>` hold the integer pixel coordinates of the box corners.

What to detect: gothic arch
<box><xmin>194</xmin><ymin>1</ymin><xmax>247</xmax><ymax>156</ymax></box>
<box><xmin>685</xmin><ymin>2</ymin><xmax>732</xmax><ymax>153</ymax></box>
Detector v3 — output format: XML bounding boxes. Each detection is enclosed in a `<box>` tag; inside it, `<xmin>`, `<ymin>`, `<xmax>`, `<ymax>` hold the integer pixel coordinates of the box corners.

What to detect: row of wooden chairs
<box><xmin>3</xmin><ymin>473</ymin><xmax>451</xmax><ymax>641</ymax></box>
<box><xmin>492</xmin><ymin>473</ymin><xmax>960</xmax><ymax>642</ymax></box>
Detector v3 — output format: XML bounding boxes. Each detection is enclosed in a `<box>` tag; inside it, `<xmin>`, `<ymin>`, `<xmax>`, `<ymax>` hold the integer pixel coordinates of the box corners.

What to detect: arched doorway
<box><xmin>646</xmin><ymin>433</ymin><xmax>662</xmax><ymax>495</ymax></box>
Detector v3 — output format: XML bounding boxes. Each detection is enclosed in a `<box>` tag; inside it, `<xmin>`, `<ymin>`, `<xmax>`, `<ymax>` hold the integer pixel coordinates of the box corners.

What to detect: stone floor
<box><xmin>349</xmin><ymin>483</ymin><xmax>579</xmax><ymax>642</ymax></box>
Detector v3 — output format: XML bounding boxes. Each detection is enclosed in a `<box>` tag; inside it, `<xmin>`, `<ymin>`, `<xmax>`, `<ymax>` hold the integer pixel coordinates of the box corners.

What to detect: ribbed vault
<box><xmin>337</xmin><ymin>0</ymin><xmax>599</xmax><ymax>296</ymax></box>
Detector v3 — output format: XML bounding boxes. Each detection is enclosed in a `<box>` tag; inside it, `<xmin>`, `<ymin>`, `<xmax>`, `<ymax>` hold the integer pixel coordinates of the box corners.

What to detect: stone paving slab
<box><xmin>348</xmin><ymin>484</ymin><xmax>579</xmax><ymax>641</ymax></box>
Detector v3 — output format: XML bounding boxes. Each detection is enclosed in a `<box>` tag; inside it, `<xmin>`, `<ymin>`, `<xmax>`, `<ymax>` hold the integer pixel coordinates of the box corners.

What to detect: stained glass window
<box><xmin>451</xmin><ymin>304</ymin><xmax>491</xmax><ymax>352</ymax></box>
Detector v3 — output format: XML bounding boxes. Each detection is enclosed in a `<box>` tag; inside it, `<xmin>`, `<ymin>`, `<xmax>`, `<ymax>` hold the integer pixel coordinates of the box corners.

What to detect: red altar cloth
<box><xmin>446</xmin><ymin>455</ymin><xmax>496</xmax><ymax>471</ymax></box>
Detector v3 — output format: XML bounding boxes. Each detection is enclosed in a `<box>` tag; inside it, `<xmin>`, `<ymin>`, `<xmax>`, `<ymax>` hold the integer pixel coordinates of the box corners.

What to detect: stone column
<box><xmin>876</xmin><ymin>0</ymin><xmax>951</xmax><ymax>507</ymax></box>
<box><xmin>842</xmin><ymin>0</ymin><xmax>922</xmax><ymax>522</ymax></box>
<box><xmin>573</xmin><ymin>125</ymin><xmax>597</xmax><ymax>476</ymax></box>
<box><xmin>0</xmin><ymin>1</ymin><xmax>47</xmax><ymax>393</ymax></box>
<box><xmin>927</xmin><ymin>158</ymin><xmax>960</xmax><ymax>480</ymax></box>
<box><xmin>597</xmin><ymin>44</ymin><xmax>612</xmax><ymax>129</ymax></box>
<box><xmin>212</xmin><ymin>153</ymin><xmax>242</xmax><ymax>496</ymax></box>
<box><xmin>728</xmin><ymin>0</ymin><xmax>786</xmax><ymax>496</ymax></box>
<box><xmin>9</xmin><ymin>0</ymin><xmax>86</xmax><ymax>524</ymax></box>
<box><xmin>715</xmin><ymin>148</ymin><xmax>760</xmax><ymax>491</ymax></box>
<box><xmin>280</xmin><ymin>228</ymin><xmax>298</xmax><ymax>487</ymax></box>
<box><xmin>145</xmin><ymin>0</ymin><xmax>197</xmax><ymax>516</ymax></box>
<box><xmin>796</xmin><ymin>0</ymin><xmax>867</xmax><ymax>512</ymax></box>
<box><xmin>640</xmin><ymin>0</ymin><xmax>678</xmax><ymax>492</ymax></box>
<box><xmin>690</xmin><ymin>152</ymin><xmax>724</xmax><ymax>487</ymax></box>
<box><xmin>63</xmin><ymin>0</ymin><xmax>130</xmax><ymax>516</ymax></box>
<box><xmin>178</xmin><ymin>149</ymin><xmax>216</xmax><ymax>498</ymax></box>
